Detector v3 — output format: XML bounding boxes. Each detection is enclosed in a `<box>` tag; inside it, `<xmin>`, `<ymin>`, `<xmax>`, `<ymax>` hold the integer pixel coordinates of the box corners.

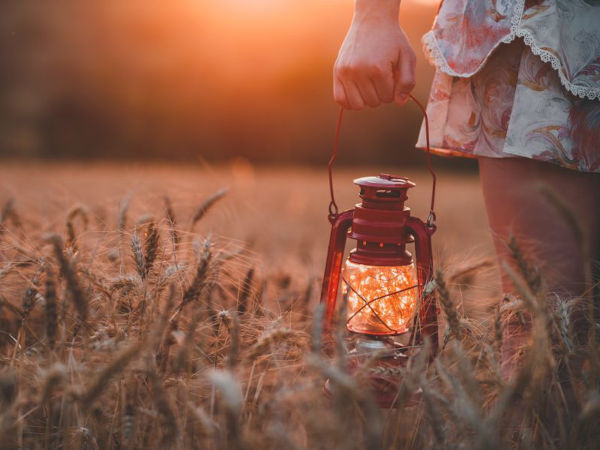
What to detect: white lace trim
<box><xmin>422</xmin><ymin>0</ymin><xmax>600</xmax><ymax>101</ymax></box>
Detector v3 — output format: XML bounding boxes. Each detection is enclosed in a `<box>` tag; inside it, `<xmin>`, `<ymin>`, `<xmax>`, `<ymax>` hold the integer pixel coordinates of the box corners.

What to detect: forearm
<box><xmin>353</xmin><ymin>0</ymin><xmax>401</xmax><ymax>25</ymax></box>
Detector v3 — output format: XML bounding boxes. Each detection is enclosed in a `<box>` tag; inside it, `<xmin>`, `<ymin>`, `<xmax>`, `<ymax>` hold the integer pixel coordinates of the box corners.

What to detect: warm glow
<box><xmin>342</xmin><ymin>260</ymin><xmax>417</xmax><ymax>335</ymax></box>
<box><xmin>0</xmin><ymin>0</ymin><xmax>439</xmax><ymax>159</ymax></box>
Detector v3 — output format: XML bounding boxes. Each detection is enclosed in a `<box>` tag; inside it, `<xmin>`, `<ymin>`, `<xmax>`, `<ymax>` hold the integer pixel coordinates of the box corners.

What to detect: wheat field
<box><xmin>0</xmin><ymin>162</ymin><xmax>598</xmax><ymax>449</ymax></box>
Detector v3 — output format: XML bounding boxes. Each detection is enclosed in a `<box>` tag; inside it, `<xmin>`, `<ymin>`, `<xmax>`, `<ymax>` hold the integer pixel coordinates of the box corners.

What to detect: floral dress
<box><xmin>416</xmin><ymin>0</ymin><xmax>600</xmax><ymax>173</ymax></box>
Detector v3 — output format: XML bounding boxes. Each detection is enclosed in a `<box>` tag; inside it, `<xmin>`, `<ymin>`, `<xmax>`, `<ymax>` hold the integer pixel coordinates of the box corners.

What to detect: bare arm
<box><xmin>333</xmin><ymin>0</ymin><xmax>416</xmax><ymax>110</ymax></box>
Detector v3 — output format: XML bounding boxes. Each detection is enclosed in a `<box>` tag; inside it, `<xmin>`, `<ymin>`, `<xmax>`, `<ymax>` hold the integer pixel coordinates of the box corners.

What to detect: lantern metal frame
<box><xmin>320</xmin><ymin>173</ymin><xmax>438</xmax><ymax>349</ymax></box>
<box><xmin>319</xmin><ymin>173</ymin><xmax>439</xmax><ymax>407</ymax></box>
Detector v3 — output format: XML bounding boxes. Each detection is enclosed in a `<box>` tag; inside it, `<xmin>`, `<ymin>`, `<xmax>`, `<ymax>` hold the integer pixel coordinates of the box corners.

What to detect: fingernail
<box><xmin>396</xmin><ymin>94</ymin><xmax>408</xmax><ymax>105</ymax></box>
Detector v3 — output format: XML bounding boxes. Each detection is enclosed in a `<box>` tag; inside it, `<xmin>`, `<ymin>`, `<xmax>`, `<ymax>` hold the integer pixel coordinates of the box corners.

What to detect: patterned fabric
<box><xmin>423</xmin><ymin>0</ymin><xmax>600</xmax><ymax>100</ymax></box>
<box><xmin>417</xmin><ymin>0</ymin><xmax>600</xmax><ymax>173</ymax></box>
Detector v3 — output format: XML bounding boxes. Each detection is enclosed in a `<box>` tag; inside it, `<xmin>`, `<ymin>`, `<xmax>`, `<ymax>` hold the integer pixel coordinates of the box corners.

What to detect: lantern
<box><xmin>320</xmin><ymin>173</ymin><xmax>438</xmax><ymax>407</ymax></box>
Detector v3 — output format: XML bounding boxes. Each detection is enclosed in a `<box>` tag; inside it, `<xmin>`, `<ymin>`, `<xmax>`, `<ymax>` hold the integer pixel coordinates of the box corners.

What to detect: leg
<box><xmin>478</xmin><ymin>157</ymin><xmax>600</xmax><ymax>375</ymax></box>
<box><xmin>479</xmin><ymin>157</ymin><xmax>600</xmax><ymax>297</ymax></box>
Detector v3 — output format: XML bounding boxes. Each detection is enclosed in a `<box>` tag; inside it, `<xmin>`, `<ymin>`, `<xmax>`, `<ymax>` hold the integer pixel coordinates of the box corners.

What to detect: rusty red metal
<box><xmin>321</xmin><ymin>209</ymin><xmax>353</xmax><ymax>325</ymax></box>
<box><xmin>406</xmin><ymin>215</ymin><xmax>438</xmax><ymax>353</ymax></box>
<box><xmin>348</xmin><ymin>174</ymin><xmax>415</xmax><ymax>267</ymax></box>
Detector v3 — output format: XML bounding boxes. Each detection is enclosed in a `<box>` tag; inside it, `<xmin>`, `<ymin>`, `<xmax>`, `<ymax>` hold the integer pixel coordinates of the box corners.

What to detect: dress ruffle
<box><xmin>416</xmin><ymin>39</ymin><xmax>600</xmax><ymax>173</ymax></box>
<box><xmin>422</xmin><ymin>0</ymin><xmax>600</xmax><ymax>101</ymax></box>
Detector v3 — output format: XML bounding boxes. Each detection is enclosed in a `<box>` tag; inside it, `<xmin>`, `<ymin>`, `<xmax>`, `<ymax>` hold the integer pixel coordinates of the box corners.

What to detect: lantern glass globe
<box><xmin>342</xmin><ymin>259</ymin><xmax>418</xmax><ymax>335</ymax></box>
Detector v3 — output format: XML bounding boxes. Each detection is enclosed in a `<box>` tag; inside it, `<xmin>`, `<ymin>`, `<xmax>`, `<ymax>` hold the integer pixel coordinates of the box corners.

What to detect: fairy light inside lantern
<box><xmin>342</xmin><ymin>260</ymin><xmax>417</xmax><ymax>335</ymax></box>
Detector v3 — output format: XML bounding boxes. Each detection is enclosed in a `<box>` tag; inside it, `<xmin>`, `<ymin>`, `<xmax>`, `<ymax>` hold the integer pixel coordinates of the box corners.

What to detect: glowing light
<box><xmin>342</xmin><ymin>260</ymin><xmax>417</xmax><ymax>335</ymax></box>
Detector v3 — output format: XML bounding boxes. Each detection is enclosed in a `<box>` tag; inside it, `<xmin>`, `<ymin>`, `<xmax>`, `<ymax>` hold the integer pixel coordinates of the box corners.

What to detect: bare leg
<box><xmin>478</xmin><ymin>157</ymin><xmax>600</xmax><ymax>374</ymax></box>
<box><xmin>479</xmin><ymin>157</ymin><xmax>600</xmax><ymax>295</ymax></box>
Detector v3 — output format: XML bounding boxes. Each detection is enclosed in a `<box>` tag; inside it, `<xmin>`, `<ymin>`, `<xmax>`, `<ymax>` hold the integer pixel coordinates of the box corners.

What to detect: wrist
<box><xmin>353</xmin><ymin>0</ymin><xmax>400</xmax><ymax>25</ymax></box>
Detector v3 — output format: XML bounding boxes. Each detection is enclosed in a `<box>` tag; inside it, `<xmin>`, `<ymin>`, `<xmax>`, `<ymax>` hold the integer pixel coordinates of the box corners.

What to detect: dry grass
<box><xmin>0</xmin><ymin>162</ymin><xmax>598</xmax><ymax>449</ymax></box>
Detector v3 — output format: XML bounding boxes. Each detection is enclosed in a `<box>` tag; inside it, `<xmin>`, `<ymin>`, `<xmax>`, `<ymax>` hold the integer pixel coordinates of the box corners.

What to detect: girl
<box><xmin>333</xmin><ymin>0</ymin><xmax>600</xmax><ymax>372</ymax></box>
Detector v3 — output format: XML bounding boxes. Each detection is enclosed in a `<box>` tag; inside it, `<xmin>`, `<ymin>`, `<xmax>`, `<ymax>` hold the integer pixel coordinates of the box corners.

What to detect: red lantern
<box><xmin>319</xmin><ymin>101</ymin><xmax>438</xmax><ymax>407</ymax></box>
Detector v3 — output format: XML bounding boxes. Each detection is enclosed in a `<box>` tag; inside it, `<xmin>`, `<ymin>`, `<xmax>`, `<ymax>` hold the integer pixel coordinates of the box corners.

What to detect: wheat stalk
<box><xmin>45</xmin><ymin>267</ymin><xmax>58</xmax><ymax>349</ymax></box>
<box><xmin>45</xmin><ymin>233</ymin><xmax>89</xmax><ymax>324</ymax></box>
<box><xmin>65</xmin><ymin>204</ymin><xmax>89</xmax><ymax>253</ymax></box>
<box><xmin>237</xmin><ymin>267</ymin><xmax>254</xmax><ymax>314</ymax></box>
<box><xmin>174</xmin><ymin>310</ymin><xmax>202</xmax><ymax>373</ymax></box>
<box><xmin>0</xmin><ymin>198</ymin><xmax>23</xmax><ymax>233</ymax></box>
<box><xmin>164</xmin><ymin>195</ymin><xmax>179</xmax><ymax>247</ymax></box>
<box><xmin>507</xmin><ymin>234</ymin><xmax>542</xmax><ymax>296</ymax></box>
<box><xmin>131</xmin><ymin>229</ymin><xmax>145</xmax><ymax>279</ymax></box>
<box><xmin>208</xmin><ymin>370</ymin><xmax>242</xmax><ymax>448</ymax></box>
<box><xmin>20</xmin><ymin>286</ymin><xmax>38</xmax><ymax>320</ymax></box>
<box><xmin>0</xmin><ymin>369</ymin><xmax>17</xmax><ymax>407</ymax></box>
<box><xmin>492</xmin><ymin>304</ymin><xmax>503</xmax><ymax>355</ymax></box>
<box><xmin>80</xmin><ymin>341</ymin><xmax>143</xmax><ymax>411</ymax></box>
<box><xmin>39</xmin><ymin>362</ymin><xmax>67</xmax><ymax>404</ymax></box>
<box><xmin>0</xmin><ymin>262</ymin><xmax>13</xmax><ymax>280</ymax></box>
<box><xmin>228</xmin><ymin>312</ymin><xmax>240</xmax><ymax>370</ymax></box>
<box><xmin>143</xmin><ymin>220</ymin><xmax>159</xmax><ymax>278</ymax></box>
<box><xmin>435</xmin><ymin>270</ymin><xmax>462</xmax><ymax>343</ymax></box>
<box><xmin>178</xmin><ymin>237</ymin><xmax>212</xmax><ymax>312</ymax></box>
<box><xmin>191</xmin><ymin>188</ymin><xmax>228</xmax><ymax>229</ymax></box>
<box><xmin>118</xmin><ymin>194</ymin><xmax>132</xmax><ymax>234</ymax></box>
<box><xmin>147</xmin><ymin>363</ymin><xmax>179</xmax><ymax>446</ymax></box>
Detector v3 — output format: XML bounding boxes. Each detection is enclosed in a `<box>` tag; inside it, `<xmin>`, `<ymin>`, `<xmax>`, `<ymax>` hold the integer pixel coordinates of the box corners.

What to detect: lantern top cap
<box><xmin>354</xmin><ymin>173</ymin><xmax>416</xmax><ymax>189</ymax></box>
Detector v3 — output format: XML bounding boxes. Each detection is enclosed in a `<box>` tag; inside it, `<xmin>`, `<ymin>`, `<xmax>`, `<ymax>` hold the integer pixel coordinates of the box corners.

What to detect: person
<box><xmin>333</xmin><ymin>0</ymin><xmax>600</xmax><ymax>374</ymax></box>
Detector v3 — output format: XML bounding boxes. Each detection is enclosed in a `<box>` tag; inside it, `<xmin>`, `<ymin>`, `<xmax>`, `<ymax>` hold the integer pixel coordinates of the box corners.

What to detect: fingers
<box><xmin>394</xmin><ymin>49</ymin><xmax>416</xmax><ymax>105</ymax></box>
<box><xmin>334</xmin><ymin>67</ymin><xmax>394</xmax><ymax>110</ymax></box>
<box><xmin>371</xmin><ymin>68</ymin><xmax>395</xmax><ymax>104</ymax></box>
<box><xmin>333</xmin><ymin>77</ymin><xmax>349</xmax><ymax>109</ymax></box>
<box><xmin>342</xmin><ymin>79</ymin><xmax>366</xmax><ymax>110</ymax></box>
<box><xmin>335</xmin><ymin>59</ymin><xmax>415</xmax><ymax>109</ymax></box>
<box><xmin>354</xmin><ymin>78</ymin><xmax>380</xmax><ymax>108</ymax></box>
<box><xmin>334</xmin><ymin>68</ymin><xmax>367</xmax><ymax>110</ymax></box>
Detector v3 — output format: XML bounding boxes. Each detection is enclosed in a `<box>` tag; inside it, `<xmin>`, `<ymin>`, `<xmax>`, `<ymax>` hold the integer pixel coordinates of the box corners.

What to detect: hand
<box><xmin>333</xmin><ymin>6</ymin><xmax>416</xmax><ymax>110</ymax></box>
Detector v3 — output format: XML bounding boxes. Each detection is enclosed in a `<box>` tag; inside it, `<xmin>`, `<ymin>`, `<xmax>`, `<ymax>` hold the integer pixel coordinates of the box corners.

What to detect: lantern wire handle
<box><xmin>408</xmin><ymin>94</ymin><xmax>437</xmax><ymax>228</ymax></box>
<box><xmin>327</xmin><ymin>95</ymin><xmax>437</xmax><ymax>227</ymax></box>
<box><xmin>327</xmin><ymin>107</ymin><xmax>344</xmax><ymax>220</ymax></box>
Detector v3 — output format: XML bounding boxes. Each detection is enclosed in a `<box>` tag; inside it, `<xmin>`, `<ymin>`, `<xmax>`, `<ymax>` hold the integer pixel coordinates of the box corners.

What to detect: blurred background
<box><xmin>0</xmin><ymin>0</ymin><xmax>474</xmax><ymax>167</ymax></box>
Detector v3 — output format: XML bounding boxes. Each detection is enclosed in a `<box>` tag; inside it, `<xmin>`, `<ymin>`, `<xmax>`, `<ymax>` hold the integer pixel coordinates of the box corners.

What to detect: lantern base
<box><xmin>323</xmin><ymin>378</ymin><xmax>422</xmax><ymax>409</ymax></box>
<box><xmin>322</xmin><ymin>334</ymin><xmax>423</xmax><ymax>408</ymax></box>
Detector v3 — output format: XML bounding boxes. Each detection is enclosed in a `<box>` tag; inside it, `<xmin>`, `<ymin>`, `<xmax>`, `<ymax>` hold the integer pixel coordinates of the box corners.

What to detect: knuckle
<box><xmin>342</xmin><ymin>62</ymin><xmax>377</xmax><ymax>78</ymax></box>
<box><xmin>347</xmin><ymin>63</ymin><xmax>364</xmax><ymax>75</ymax></box>
<box><xmin>335</xmin><ymin>64</ymin><xmax>351</xmax><ymax>78</ymax></box>
<box><xmin>399</xmin><ymin>76</ymin><xmax>416</xmax><ymax>91</ymax></box>
<box><xmin>369</xmin><ymin>65</ymin><xmax>386</xmax><ymax>77</ymax></box>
